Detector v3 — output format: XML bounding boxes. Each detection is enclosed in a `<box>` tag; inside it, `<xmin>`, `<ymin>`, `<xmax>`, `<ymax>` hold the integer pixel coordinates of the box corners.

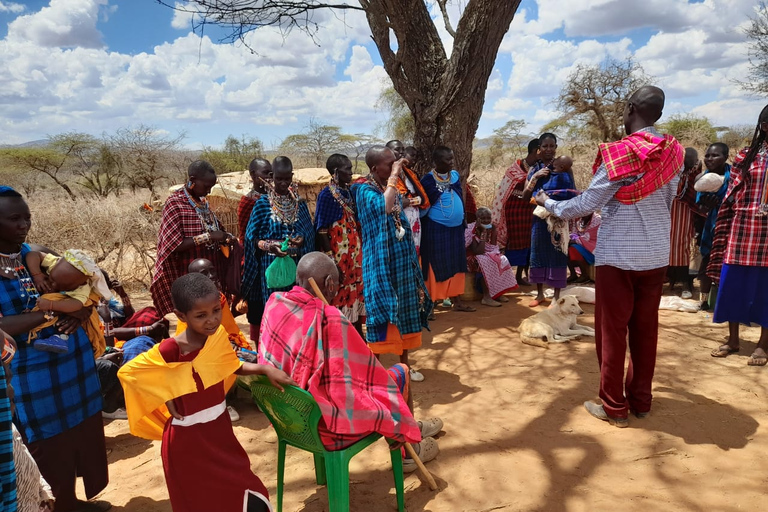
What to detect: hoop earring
<box><xmin>187</xmin><ymin>181</ymin><xmax>193</xmax><ymax>188</ymax></box>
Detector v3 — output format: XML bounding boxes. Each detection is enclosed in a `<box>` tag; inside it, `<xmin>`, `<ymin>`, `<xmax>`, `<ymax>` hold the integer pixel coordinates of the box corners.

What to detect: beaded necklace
<box><xmin>268</xmin><ymin>188</ymin><xmax>299</xmax><ymax>227</ymax></box>
<box><xmin>0</xmin><ymin>250</ymin><xmax>40</xmax><ymax>311</ymax></box>
<box><xmin>366</xmin><ymin>174</ymin><xmax>406</xmax><ymax>241</ymax></box>
<box><xmin>329</xmin><ymin>179</ymin><xmax>356</xmax><ymax>219</ymax></box>
<box><xmin>183</xmin><ymin>187</ymin><xmax>218</xmax><ymax>233</ymax></box>
<box><xmin>431</xmin><ymin>170</ymin><xmax>455</xmax><ymax>219</ymax></box>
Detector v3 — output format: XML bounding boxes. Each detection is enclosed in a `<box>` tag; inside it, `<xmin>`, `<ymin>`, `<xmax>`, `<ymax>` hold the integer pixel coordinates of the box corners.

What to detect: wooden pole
<box><xmin>307</xmin><ymin>277</ymin><xmax>439</xmax><ymax>491</ymax></box>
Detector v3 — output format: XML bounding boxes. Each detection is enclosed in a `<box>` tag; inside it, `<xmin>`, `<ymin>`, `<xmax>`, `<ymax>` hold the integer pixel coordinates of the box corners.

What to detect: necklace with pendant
<box><xmin>0</xmin><ymin>250</ymin><xmax>40</xmax><ymax>310</ymax></box>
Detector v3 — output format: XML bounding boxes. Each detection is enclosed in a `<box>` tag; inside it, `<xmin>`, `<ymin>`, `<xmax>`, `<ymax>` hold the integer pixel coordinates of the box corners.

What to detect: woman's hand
<box><xmin>268</xmin><ymin>242</ymin><xmax>288</xmax><ymax>257</ymax></box>
<box><xmin>264</xmin><ymin>366</ymin><xmax>298</xmax><ymax>392</ymax></box>
<box><xmin>209</xmin><ymin>230</ymin><xmax>229</xmax><ymax>243</ymax></box>
<box><xmin>392</xmin><ymin>158</ymin><xmax>406</xmax><ymax>179</ymax></box>
<box><xmin>531</xmin><ymin>169</ymin><xmax>550</xmax><ymax>181</ymax></box>
<box><xmin>55</xmin><ymin>315</ymin><xmax>81</xmax><ymax>335</ymax></box>
<box><xmin>402</xmin><ymin>196</ymin><xmax>412</xmax><ymax>208</ymax></box>
<box><xmin>165</xmin><ymin>399</ymin><xmax>183</xmax><ymax>420</ymax></box>
<box><xmin>291</xmin><ymin>236</ymin><xmax>304</xmax><ymax>248</ymax></box>
<box><xmin>101</xmin><ymin>349</ymin><xmax>124</xmax><ymax>365</ymax></box>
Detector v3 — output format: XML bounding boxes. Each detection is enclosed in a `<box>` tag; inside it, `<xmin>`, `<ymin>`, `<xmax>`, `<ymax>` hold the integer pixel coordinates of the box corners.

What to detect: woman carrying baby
<box><xmin>522</xmin><ymin>133</ymin><xmax>578</xmax><ymax>307</ymax></box>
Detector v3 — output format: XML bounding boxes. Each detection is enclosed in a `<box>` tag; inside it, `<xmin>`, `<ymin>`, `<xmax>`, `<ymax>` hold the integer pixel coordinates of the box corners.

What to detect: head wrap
<box><xmin>62</xmin><ymin>249</ymin><xmax>111</xmax><ymax>300</ymax></box>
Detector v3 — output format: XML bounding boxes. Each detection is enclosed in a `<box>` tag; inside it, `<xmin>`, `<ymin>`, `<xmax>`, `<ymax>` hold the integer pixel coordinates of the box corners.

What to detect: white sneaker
<box><xmin>228</xmin><ymin>405</ymin><xmax>240</xmax><ymax>422</ymax></box>
<box><xmin>102</xmin><ymin>408</ymin><xmax>128</xmax><ymax>420</ymax></box>
<box><xmin>409</xmin><ymin>369</ymin><xmax>425</xmax><ymax>382</ymax></box>
<box><xmin>681</xmin><ymin>291</ymin><xmax>693</xmax><ymax>299</ymax></box>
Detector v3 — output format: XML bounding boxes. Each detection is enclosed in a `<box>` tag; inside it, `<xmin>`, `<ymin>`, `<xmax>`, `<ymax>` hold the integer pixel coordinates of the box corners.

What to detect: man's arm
<box><xmin>542</xmin><ymin>165</ymin><xmax>623</xmax><ymax>220</ymax></box>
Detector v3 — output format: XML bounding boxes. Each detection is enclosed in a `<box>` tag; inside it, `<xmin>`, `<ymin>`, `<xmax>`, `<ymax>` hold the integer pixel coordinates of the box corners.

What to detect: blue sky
<box><xmin>0</xmin><ymin>0</ymin><xmax>764</xmax><ymax>150</ymax></box>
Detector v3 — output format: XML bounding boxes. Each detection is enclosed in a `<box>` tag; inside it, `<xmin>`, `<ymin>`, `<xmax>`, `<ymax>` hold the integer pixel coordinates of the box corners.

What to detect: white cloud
<box><xmin>170</xmin><ymin>2</ymin><xmax>194</xmax><ymax>30</ymax></box>
<box><xmin>0</xmin><ymin>1</ymin><xmax>24</xmax><ymax>13</ymax></box>
<box><xmin>7</xmin><ymin>0</ymin><xmax>106</xmax><ymax>49</ymax></box>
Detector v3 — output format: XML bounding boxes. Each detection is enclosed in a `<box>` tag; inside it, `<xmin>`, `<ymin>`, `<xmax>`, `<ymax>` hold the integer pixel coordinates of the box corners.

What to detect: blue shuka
<box><xmin>527</xmin><ymin>163</ymin><xmax>578</xmax><ymax>269</ymax></box>
<box><xmin>0</xmin><ymin>363</ymin><xmax>15</xmax><ymax>512</ymax></box>
<box><xmin>420</xmin><ymin>170</ymin><xmax>468</xmax><ymax>282</ymax></box>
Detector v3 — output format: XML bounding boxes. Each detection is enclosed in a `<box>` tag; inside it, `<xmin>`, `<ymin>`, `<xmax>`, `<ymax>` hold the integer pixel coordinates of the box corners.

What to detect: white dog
<box><xmin>518</xmin><ymin>295</ymin><xmax>596</xmax><ymax>349</ymax></box>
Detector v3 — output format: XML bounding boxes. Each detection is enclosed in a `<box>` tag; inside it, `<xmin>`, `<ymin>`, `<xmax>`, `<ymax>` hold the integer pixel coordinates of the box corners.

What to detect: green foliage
<box><xmin>201</xmin><ymin>134</ymin><xmax>264</xmax><ymax>174</ymax></box>
<box><xmin>740</xmin><ymin>2</ymin><xmax>768</xmax><ymax>96</ymax></box>
<box><xmin>488</xmin><ymin>119</ymin><xmax>526</xmax><ymax>165</ymax></box>
<box><xmin>0</xmin><ymin>144</ymin><xmax>76</xmax><ymax>200</ymax></box>
<box><xmin>719</xmin><ymin>124</ymin><xmax>754</xmax><ymax>151</ymax></box>
<box><xmin>660</xmin><ymin>115</ymin><xmax>717</xmax><ymax>147</ymax></box>
<box><xmin>279</xmin><ymin>120</ymin><xmax>357</xmax><ymax>167</ymax></box>
<box><xmin>376</xmin><ymin>86</ymin><xmax>415</xmax><ymax>142</ymax></box>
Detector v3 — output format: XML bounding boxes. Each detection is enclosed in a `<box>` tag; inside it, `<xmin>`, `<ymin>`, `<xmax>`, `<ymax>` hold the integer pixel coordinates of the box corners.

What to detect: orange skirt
<box><xmin>425</xmin><ymin>267</ymin><xmax>465</xmax><ymax>301</ymax></box>
<box><xmin>368</xmin><ymin>323</ymin><xmax>422</xmax><ymax>356</ymax></box>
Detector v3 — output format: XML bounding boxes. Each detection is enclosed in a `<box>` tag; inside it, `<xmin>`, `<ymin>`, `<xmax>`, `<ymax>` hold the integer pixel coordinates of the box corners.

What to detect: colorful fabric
<box><xmin>237</xmin><ymin>193</ymin><xmax>260</xmax><ymax>244</ymax></box>
<box><xmin>529</xmin><ymin>266</ymin><xmax>568</xmax><ymax>288</ymax></box>
<box><xmin>464</xmin><ymin>184</ymin><xmax>478</xmax><ymax>218</ymax></box>
<box><xmin>1</xmin><ymin>245</ymin><xmax>103</xmax><ymax>444</ymax></box>
<box><xmin>464</xmin><ymin>222</ymin><xmax>518</xmax><ymax>299</ymax></box>
<box><xmin>528</xmin><ymin>164</ymin><xmax>577</xmax><ymax>271</ymax></box>
<box><xmin>241</xmin><ymin>195</ymin><xmax>315</xmax><ymax>306</ymax></box>
<box><xmin>696</xmin><ymin>166</ymin><xmax>730</xmax><ymax>257</ymax></box>
<box><xmin>570</xmin><ymin>213</ymin><xmax>601</xmax><ymax>255</ymax></box>
<box><xmin>118</xmin><ymin>325</ymin><xmax>242</xmax><ymax>440</ymax></box>
<box><xmin>713</xmin><ymin>264</ymin><xmax>768</xmax><ymax>327</ymax></box>
<box><xmin>669</xmin><ymin>168</ymin><xmax>698</xmax><ymax>267</ymax></box>
<box><xmin>158</xmin><ymin>338</ymin><xmax>270</xmax><ymax>512</ymax></box>
<box><xmin>0</xmin><ymin>363</ymin><xmax>15</xmax><ymax>512</ymax></box>
<box><xmin>424</xmin><ymin>267</ymin><xmax>465</xmax><ymax>302</ymax></box>
<box><xmin>175</xmin><ymin>292</ymin><xmax>250</xmax><ymax>350</ymax></box>
<box><xmin>491</xmin><ymin>159</ymin><xmax>534</xmax><ymax>249</ymax></box>
<box><xmin>121</xmin><ymin>306</ymin><xmax>164</xmax><ymax>329</ymax></box>
<box><xmin>353</xmin><ymin>181</ymin><xmax>431</xmax><ymax>343</ymax></box>
<box><xmin>121</xmin><ymin>335</ymin><xmax>156</xmax><ymax>365</ymax></box>
<box><xmin>12</xmin><ymin>424</ymin><xmax>53</xmax><ymax>512</ymax></box>
<box><xmin>28</xmin><ymin>290</ymin><xmax>107</xmax><ymax>356</ymax></box>
<box><xmin>422</xmin><ymin>171</ymin><xmax>464</xmax><ymax>227</ymax></box>
<box><xmin>259</xmin><ymin>287</ymin><xmax>420</xmax><ymax>450</ymax></box>
<box><xmin>592</xmin><ymin>132</ymin><xmax>684</xmax><ymax>205</ymax></box>
<box><xmin>315</xmin><ymin>186</ymin><xmax>365</xmax><ymax>323</ymax></box>
<box><xmin>396</xmin><ymin>167</ymin><xmax>431</xmax><ymax>210</ymax></box>
<box><xmin>367</xmin><ymin>324</ymin><xmax>422</xmax><ymax>356</ymax></box>
<box><xmin>151</xmin><ymin>189</ymin><xmax>230</xmax><ymax>315</ymax></box>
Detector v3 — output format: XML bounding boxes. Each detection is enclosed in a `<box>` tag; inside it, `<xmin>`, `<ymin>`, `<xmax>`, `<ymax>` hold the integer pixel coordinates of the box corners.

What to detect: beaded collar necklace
<box><xmin>183</xmin><ymin>187</ymin><xmax>218</xmax><ymax>233</ymax></box>
<box><xmin>268</xmin><ymin>187</ymin><xmax>299</xmax><ymax>226</ymax></box>
<box><xmin>432</xmin><ymin>170</ymin><xmax>452</xmax><ymax>193</ymax></box>
<box><xmin>329</xmin><ymin>179</ymin><xmax>356</xmax><ymax>218</ymax></box>
<box><xmin>0</xmin><ymin>250</ymin><xmax>39</xmax><ymax>310</ymax></box>
<box><xmin>366</xmin><ymin>174</ymin><xmax>406</xmax><ymax>241</ymax></box>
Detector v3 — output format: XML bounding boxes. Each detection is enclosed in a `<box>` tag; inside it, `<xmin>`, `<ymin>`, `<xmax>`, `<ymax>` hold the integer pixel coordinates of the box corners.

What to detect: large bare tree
<box><xmin>159</xmin><ymin>1</ymin><xmax>521</xmax><ymax>176</ymax></box>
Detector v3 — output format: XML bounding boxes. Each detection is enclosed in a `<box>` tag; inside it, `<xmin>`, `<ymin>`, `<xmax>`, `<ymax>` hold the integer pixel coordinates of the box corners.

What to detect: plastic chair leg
<box><xmin>389</xmin><ymin>447</ymin><xmax>406</xmax><ymax>512</ymax></box>
<box><xmin>277</xmin><ymin>441</ymin><xmax>286</xmax><ymax>512</ymax></box>
<box><xmin>313</xmin><ymin>453</ymin><xmax>327</xmax><ymax>485</ymax></box>
<box><xmin>323</xmin><ymin>451</ymin><xmax>351</xmax><ymax>512</ymax></box>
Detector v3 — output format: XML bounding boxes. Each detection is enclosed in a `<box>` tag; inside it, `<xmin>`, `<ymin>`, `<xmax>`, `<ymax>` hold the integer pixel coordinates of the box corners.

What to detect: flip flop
<box><xmin>453</xmin><ymin>304</ymin><xmax>476</xmax><ymax>312</ymax></box>
<box><xmin>711</xmin><ymin>345</ymin><xmax>739</xmax><ymax>358</ymax></box>
<box><xmin>747</xmin><ymin>353</ymin><xmax>768</xmax><ymax>366</ymax></box>
<box><xmin>528</xmin><ymin>299</ymin><xmax>545</xmax><ymax>307</ymax></box>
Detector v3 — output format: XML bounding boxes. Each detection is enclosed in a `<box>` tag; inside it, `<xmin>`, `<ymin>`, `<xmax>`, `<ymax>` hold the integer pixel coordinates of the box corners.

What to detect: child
<box><xmin>465</xmin><ymin>207</ymin><xmax>518</xmax><ymax>307</ymax></box>
<box><xmin>25</xmin><ymin>249</ymin><xmax>110</xmax><ymax>354</ymax></box>
<box><xmin>568</xmin><ymin>212</ymin><xmax>601</xmax><ymax>283</ymax></box>
<box><xmin>118</xmin><ymin>273</ymin><xmax>294</xmax><ymax>512</ymax></box>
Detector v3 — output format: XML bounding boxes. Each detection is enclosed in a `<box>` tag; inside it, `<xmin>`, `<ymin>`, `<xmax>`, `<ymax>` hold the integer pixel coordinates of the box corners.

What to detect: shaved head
<box><xmin>297</xmin><ymin>252</ymin><xmax>339</xmax><ymax>302</ymax></box>
<box><xmin>365</xmin><ymin>146</ymin><xmax>394</xmax><ymax>169</ymax></box>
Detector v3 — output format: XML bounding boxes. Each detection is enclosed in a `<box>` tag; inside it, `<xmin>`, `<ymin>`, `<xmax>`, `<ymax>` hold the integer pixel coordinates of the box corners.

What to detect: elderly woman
<box><xmin>242</xmin><ymin>156</ymin><xmax>315</xmax><ymax>340</ymax></box>
<box><xmin>151</xmin><ymin>160</ymin><xmax>237</xmax><ymax>316</ymax></box>
<box><xmin>522</xmin><ymin>133</ymin><xmax>578</xmax><ymax>307</ymax></box>
<box><xmin>0</xmin><ymin>187</ymin><xmax>110</xmax><ymax>512</ymax></box>
<box><xmin>315</xmin><ymin>154</ymin><xmax>365</xmax><ymax>332</ymax></box>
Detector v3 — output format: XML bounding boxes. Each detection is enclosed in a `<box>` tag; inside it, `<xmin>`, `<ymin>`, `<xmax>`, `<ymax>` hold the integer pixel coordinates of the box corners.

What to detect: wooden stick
<box><xmin>306</xmin><ymin>277</ymin><xmax>439</xmax><ymax>491</ymax></box>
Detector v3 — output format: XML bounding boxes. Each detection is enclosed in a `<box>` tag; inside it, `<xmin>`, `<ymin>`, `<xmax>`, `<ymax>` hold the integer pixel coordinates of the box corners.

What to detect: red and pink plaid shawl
<box><xmin>259</xmin><ymin>286</ymin><xmax>421</xmax><ymax>451</ymax></box>
<box><xmin>592</xmin><ymin>132</ymin><xmax>684</xmax><ymax>205</ymax></box>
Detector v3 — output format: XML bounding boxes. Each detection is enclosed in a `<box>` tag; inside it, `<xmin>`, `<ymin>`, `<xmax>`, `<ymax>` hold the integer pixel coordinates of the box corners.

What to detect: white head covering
<box><xmin>62</xmin><ymin>249</ymin><xmax>111</xmax><ymax>300</ymax></box>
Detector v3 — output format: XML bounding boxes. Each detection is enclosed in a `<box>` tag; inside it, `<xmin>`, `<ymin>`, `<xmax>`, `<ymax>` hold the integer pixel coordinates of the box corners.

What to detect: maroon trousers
<box><xmin>594</xmin><ymin>265</ymin><xmax>666</xmax><ymax>419</ymax></box>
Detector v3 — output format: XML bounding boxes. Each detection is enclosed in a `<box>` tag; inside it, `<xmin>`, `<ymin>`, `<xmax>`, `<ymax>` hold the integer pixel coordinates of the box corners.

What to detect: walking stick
<box><xmin>307</xmin><ymin>277</ymin><xmax>439</xmax><ymax>491</ymax></box>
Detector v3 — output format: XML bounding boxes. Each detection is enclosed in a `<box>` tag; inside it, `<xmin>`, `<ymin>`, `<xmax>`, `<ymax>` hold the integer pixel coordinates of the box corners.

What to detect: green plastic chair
<box><xmin>249</xmin><ymin>375</ymin><xmax>406</xmax><ymax>512</ymax></box>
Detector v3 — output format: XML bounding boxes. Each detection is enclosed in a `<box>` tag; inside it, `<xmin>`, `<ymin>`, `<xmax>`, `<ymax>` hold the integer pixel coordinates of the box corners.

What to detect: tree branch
<box><xmin>436</xmin><ymin>0</ymin><xmax>456</xmax><ymax>37</ymax></box>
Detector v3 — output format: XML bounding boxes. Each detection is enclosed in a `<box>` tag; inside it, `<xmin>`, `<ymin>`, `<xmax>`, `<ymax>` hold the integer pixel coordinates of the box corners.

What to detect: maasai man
<box><xmin>523</xmin><ymin>133</ymin><xmax>578</xmax><ymax>307</ymax></box>
<box><xmin>315</xmin><ymin>154</ymin><xmax>365</xmax><ymax>332</ymax></box>
<box><xmin>536</xmin><ymin>86</ymin><xmax>684</xmax><ymax>427</ymax></box>
<box><xmin>355</xmin><ymin>146</ymin><xmax>432</xmax><ymax>382</ymax></box>
<box><xmin>259</xmin><ymin>253</ymin><xmax>441</xmax><ymax>471</ymax></box>
<box><xmin>242</xmin><ymin>156</ymin><xmax>315</xmax><ymax>343</ymax></box>
<box><xmin>420</xmin><ymin>146</ymin><xmax>475</xmax><ymax>314</ymax></box>
<box><xmin>386</xmin><ymin>140</ymin><xmax>431</xmax><ymax>254</ymax></box>
<box><xmin>491</xmin><ymin>139</ymin><xmax>539</xmax><ymax>285</ymax></box>
<box><xmin>708</xmin><ymin>104</ymin><xmax>768</xmax><ymax>366</ymax></box>
<box><xmin>696</xmin><ymin>143</ymin><xmax>731</xmax><ymax>310</ymax></box>
<box><xmin>151</xmin><ymin>160</ymin><xmax>237</xmax><ymax>316</ymax></box>
<box><xmin>667</xmin><ymin>148</ymin><xmax>700</xmax><ymax>298</ymax></box>
<box><xmin>237</xmin><ymin>158</ymin><xmax>272</xmax><ymax>245</ymax></box>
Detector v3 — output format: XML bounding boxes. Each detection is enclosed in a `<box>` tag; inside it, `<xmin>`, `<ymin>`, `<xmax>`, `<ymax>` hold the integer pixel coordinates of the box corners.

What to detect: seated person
<box><xmin>25</xmin><ymin>249</ymin><xmax>111</xmax><ymax>355</ymax></box>
<box><xmin>568</xmin><ymin>212</ymin><xmax>601</xmax><ymax>283</ymax></box>
<box><xmin>465</xmin><ymin>207</ymin><xmax>518</xmax><ymax>307</ymax></box>
<box><xmin>259</xmin><ymin>252</ymin><xmax>442</xmax><ymax>471</ymax></box>
<box><xmin>100</xmin><ymin>271</ymin><xmax>169</xmax><ymax>345</ymax></box>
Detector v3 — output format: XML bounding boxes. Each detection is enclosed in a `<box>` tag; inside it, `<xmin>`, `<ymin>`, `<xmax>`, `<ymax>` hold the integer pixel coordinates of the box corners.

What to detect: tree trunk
<box><xmin>43</xmin><ymin>171</ymin><xmax>77</xmax><ymax>201</ymax></box>
<box><xmin>363</xmin><ymin>0</ymin><xmax>519</xmax><ymax>179</ymax></box>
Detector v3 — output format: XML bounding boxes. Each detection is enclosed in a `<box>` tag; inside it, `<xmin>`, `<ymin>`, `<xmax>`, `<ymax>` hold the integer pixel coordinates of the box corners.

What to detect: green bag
<box><xmin>265</xmin><ymin>237</ymin><xmax>297</xmax><ymax>289</ymax></box>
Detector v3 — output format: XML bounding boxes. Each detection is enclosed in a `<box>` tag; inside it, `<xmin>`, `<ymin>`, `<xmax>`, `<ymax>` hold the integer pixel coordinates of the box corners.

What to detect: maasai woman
<box><xmin>151</xmin><ymin>160</ymin><xmax>237</xmax><ymax>316</ymax></box>
<box><xmin>0</xmin><ymin>329</ymin><xmax>14</xmax><ymax>512</ymax></box>
<box><xmin>119</xmin><ymin>273</ymin><xmax>294</xmax><ymax>512</ymax></box>
<box><xmin>668</xmin><ymin>148</ymin><xmax>701</xmax><ymax>298</ymax></box>
<box><xmin>386</xmin><ymin>141</ymin><xmax>431</xmax><ymax>253</ymax></box>
<box><xmin>242</xmin><ymin>156</ymin><xmax>315</xmax><ymax>341</ymax></box>
<box><xmin>315</xmin><ymin>154</ymin><xmax>365</xmax><ymax>330</ymax></box>
<box><xmin>709</xmin><ymin>104</ymin><xmax>768</xmax><ymax>366</ymax></box>
<box><xmin>696</xmin><ymin>143</ymin><xmax>731</xmax><ymax>310</ymax></box>
<box><xmin>465</xmin><ymin>207</ymin><xmax>518</xmax><ymax>307</ymax></box>
<box><xmin>491</xmin><ymin>138</ymin><xmax>539</xmax><ymax>285</ymax></box>
<box><xmin>420</xmin><ymin>146</ymin><xmax>475</xmax><ymax>313</ymax></box>
<box><xmin>522</xmin><ymin>133</ymin><xmax>578</xmax><ymax>307</ymax></box>
<box><xmin>355</xmin><ymin>146</ymin><xmax>432</xmax><ymax>382</ymax></box>
<box><xmin>0</xmin><ymin>187</ymin><xmax>109</xmax><ymax>512</ymax></box>
<box><xmin>237</xmin><ymin>158</ymin><xmax>272</xmax><ymax>245</ymax></box>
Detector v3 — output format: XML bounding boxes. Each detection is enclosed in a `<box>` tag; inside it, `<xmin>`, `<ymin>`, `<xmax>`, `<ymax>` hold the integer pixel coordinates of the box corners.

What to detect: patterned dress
<box><xmin>464</xmin><ymin>222</ymin><xmax>518</xmax><ymax>299</ymax></box>
<box><xmin>669</xmin><ymin>167</ymin><xmax>698</xmax><ymax>266</ymax></box>
<box><xmin>315</xmin><ymin>183</ymin><xmax>365</xmax><ymax>322</ymax></box>
<box><xmin>491</xmin><ymin>160</ymin><xmax>535</xmax><ymax>266</ymax></box>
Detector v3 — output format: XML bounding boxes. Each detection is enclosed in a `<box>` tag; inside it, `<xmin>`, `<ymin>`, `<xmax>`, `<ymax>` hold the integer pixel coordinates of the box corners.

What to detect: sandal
<box><xmin>528</xmin><ymin>298</ymin><xmax>546</xmax><ymax>308</ymax></box>
<box><xmin>419</xmin><ymin>417</ymin><xmax>444</xmax><ymax>438</ymax></box>
<box><xmin>711</xmin><ymin>344</ymin><xmax>739</xmax><ymax>358</ymax></box>
<box><xmin>481</xmin><ymin>297</ymin><xmax>502</xmax><ymax>307</ymax></box>
<box><xmin>747</xmin><ymin>350</ymin><xmax>768</xmax><ymax>366</ymax></box>
<box><xmin>453</xmin><ymin>304</ymin><xmax>476</xmax><ymax>312</ymax></box>
<box><xmin>403</xmin><ymin>437</ymin><xmax>439</xmax><ymax>473</ymax></box>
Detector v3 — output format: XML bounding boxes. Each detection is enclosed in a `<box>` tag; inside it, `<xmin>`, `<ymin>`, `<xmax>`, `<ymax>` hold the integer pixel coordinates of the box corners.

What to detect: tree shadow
<box><xmin>105</xmin><ymin>432</ymin><xmax>153</xmax><ymax>463</ymax></box>
<box><xmin>110</xmin><ymin>496</ymin><xmax>171</xmax><ymax>511</ymax></box>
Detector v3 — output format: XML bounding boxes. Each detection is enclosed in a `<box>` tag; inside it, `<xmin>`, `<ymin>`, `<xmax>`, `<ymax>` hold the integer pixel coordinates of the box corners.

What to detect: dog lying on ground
<box><xmin>518</xmin><ymin>295</ymin><xmax>596</xmax><ymax>348</ymax></box>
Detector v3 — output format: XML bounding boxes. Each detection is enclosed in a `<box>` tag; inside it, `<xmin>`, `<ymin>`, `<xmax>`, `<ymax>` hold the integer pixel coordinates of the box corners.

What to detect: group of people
<box><xmin>2</xmin><ymin>84</ymin><xmax>768</xmax><ymax>511</ymax></box>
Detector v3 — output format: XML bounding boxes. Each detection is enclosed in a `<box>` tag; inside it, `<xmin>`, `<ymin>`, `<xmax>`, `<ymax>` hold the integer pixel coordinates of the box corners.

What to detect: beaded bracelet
<box><xmin>386</xmin><ymin>176</ymin><xmax>399</xmax><ymax>188</ymax></box>
<box><xmin>134</xmin><ymin>326</ymin><xmax>150</xmax><ymax>336</ymax></box>
<box><xmin>193</xmin><ymin>233</ymin><xmax>211</xmax><ymax>246</ymax></box>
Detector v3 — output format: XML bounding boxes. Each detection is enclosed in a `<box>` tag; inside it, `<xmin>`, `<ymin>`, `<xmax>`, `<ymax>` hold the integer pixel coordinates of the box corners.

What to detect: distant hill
<box><xmin>0</xmin><ymin>139</ymin><xmax>49</xmax><ymax>149</ymax></box>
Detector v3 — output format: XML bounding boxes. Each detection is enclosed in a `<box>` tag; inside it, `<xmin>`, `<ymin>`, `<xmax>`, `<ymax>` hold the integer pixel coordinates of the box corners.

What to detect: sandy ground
<box><xmin>86</xmin><ymin>286</ymin><xmax>768</xmax><ymax>512</ymax></box>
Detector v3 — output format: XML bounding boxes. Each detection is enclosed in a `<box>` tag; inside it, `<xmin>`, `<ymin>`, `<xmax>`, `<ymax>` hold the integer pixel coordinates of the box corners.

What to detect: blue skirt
<box><xmin>713</xmin><ymin>264</ymin><xmax>768</xmax><ymax>327</ymax></box>
<box><xmin>505</xmin><ymin>248</ymin><xmax>530</xmax><ymax>267</ymax></box>
<box><xmin>530</xmin><ymin>217</ymin><xmax>568</xmax><ymax>270</ymax></box>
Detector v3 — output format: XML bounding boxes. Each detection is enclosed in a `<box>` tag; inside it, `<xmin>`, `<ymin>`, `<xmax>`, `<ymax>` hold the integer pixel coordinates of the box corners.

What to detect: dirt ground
<box><xmin>87</xmin><ymin>287</ymin><xmax>768</xmax><ymax>512</ymax></box>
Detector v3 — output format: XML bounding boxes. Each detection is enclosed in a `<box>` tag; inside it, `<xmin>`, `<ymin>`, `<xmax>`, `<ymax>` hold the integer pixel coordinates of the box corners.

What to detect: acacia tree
<box><xmin>159</xmin><ymin>1</ymin><xmax>521</xmax><ymax>177</ymax></box>
<box><xmin>740</xmin><ymin>2</ymin><xmax>768</xmax><ymax>96</ymax></box>
<box><xmin>201</xmin><ymin>134</ymin><xmax>264</xmax><ymax>174</ymax></box>
<box><xmin>489</xmin><ymin>119</ymin><xmax>526</xmax><ymax>165</ymax></box>
<box><xmin>556</xmin><ymin>58</ymin><xmax>652</xmax><ymax>142</ymax></box>
<box><xmin>280</xmin><ymin>119</ymin><xmax>356</xmax><ymax>167</ymax></box>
